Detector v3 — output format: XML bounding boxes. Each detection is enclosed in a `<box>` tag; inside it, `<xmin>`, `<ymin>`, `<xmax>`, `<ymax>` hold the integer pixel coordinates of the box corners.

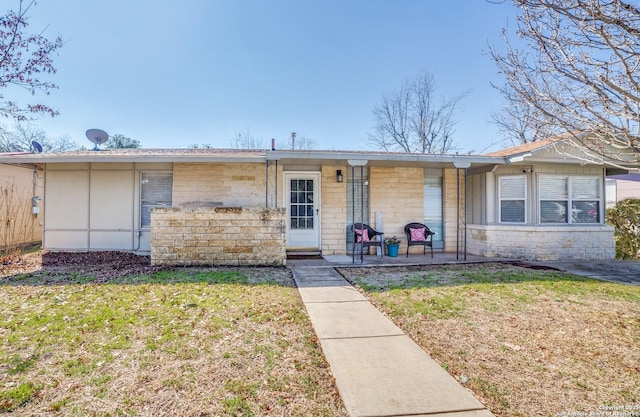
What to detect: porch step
<box><xmin>286</xmin><ymin>250</ymin><xmax>322</xmax><ymax>259</ymax></box>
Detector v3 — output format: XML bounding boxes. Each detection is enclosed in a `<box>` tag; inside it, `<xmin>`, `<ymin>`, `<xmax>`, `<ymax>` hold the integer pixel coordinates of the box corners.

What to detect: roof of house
<box><xmin>0</xmin><ymin>148</ymin><xmax>269</xmax><ymax>163</ymax></box>
<box><xmin>0</xmin><ymin>140</ymin><xmax>623</xmax><ymax>169</ymax></box>
<box><xmin>0</xmin><ymin>147</ymin><xmax>504</xmax><ymax>167</ymax></box>
<box><xmin>485</xmin><ymin>137</ymin><xmax>564</xmax><ymax>157</ymax></box>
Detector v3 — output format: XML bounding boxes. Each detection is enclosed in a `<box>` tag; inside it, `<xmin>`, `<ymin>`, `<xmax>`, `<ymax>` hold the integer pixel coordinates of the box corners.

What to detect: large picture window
<box><xmin>499</xmin><ymin>176</ymin><xmax>526</xmax><ymax>223</ymax></box>
<box><xmin>539</xmin><ymin>176</ymin><xmax>601</xmax><ymax>224</ymax></box>
<box><xmin>141</xmin><ymin>172</ymin><xmax>173</xmax><ymax>228</ymax></box>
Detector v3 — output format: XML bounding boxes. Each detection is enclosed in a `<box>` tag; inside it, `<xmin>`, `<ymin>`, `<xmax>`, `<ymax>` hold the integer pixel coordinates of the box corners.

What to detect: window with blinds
<box><xmin>499</xmin><ymin>176</ymin><xmax>526</xmax><ymax>223</ymax></box>
<box><xmin>424</xmin><ymin>169</ymin><xmax>443</xmax><ymax>241</ymax></box>
<box><xmin>540</xmin><ymin>176</ymin><xmax>600</xmax><ymax>224</ymax></box>
<box><xmin>539</xmin><ymin>176</ymin><xmax>568</xmax><ymax>223</ymax></box>
<box><xmin>141</xmin><ymin>172</ymin><xmax>173</xmax><ymax>228</ymax></box>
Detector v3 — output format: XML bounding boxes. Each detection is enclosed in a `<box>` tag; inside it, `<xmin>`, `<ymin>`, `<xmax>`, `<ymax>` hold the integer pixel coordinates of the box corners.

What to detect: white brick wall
<box><xmin>467</xmin><ymin>224</ymin><xmax>615</xmax><ymax>260</ymax></box>
<box><xmin>321</xmin><ymin>165</ymin><xmax>347</xmax><ymax>255</ymax></box>
<box><xmin>369</xmin><ymin>167</ymin><xmax>424</xmax><ymax>254</ymax></box>
<box><xmin>173</xmin><ymin>163</ymin><xmax>269</xmax><ymax>207</ymax></box>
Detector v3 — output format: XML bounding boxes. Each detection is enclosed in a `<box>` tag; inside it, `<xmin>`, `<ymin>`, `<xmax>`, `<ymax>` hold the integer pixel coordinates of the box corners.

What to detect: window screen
<box><xmin>539</xmin><ymin>176</ymin><xmax>568</xmax><ymax>223</ymax></box>
<box><xmin>499</xmin><ymin>176</ymin><xmax>526</xmax><ymax>223</ymax></box>
<box><xmin>539</xmin><ymin>176</ymin><xmax>601</xmax><ymax>224</ymax></box>
<box><xmin>570</xmin><ymin>177</ymin><xmax>600</xmax><ymax>223</ymax></box>
<box><xmin>141</xmin><ymin>172</ymin><xmax>173</xmax><ymax>228</ymax></box>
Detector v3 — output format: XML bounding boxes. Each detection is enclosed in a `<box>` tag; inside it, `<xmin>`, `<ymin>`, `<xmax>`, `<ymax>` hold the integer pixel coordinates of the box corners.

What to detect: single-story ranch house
<box><xmin>0</xmin><ymin>138</ymin><xmax>636</xmax><ymax>265</ymax></box>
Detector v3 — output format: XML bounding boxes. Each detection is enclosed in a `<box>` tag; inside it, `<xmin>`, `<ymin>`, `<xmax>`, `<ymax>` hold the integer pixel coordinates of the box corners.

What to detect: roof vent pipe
<box><xmin>271</xmin><ymin>138</ymin><xmax>276</xmax><ymax>151</ymax></box>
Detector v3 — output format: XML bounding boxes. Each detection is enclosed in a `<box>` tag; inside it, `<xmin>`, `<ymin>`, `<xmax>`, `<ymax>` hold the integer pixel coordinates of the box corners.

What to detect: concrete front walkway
<box><xmin>292</xmin><ymin>266</ymin><xmax>494</xmax><ymax>417</ymax></box>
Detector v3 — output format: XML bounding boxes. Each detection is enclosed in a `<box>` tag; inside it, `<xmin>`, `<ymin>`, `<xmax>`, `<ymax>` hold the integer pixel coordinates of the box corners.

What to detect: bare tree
<box><xmin>369</xmin><ymin>71</ymin><xmax>466</xmax><ymax>154</ymax></box>
<box><xmin>230</xmin><ymin>129</ymin><xmax>267</xmax><ymax>149</ymax></box>
<box><xmin>188</xmin><ymin>143</ymin><xmax>213</xmax><ymax>149</ymax></box>
<box><xmin>286</xmin><ymin>132</ymin><xmax>317</xmax><ymax>150</ymax></box>
<box><xmin>0</xmin><ymin>1</ymin><xmax>64</xmax><ymax>120</ymax></box>
<box><xmin>490</xmin><ymin>0</ymin><xmax>640</xmax><ymax>168</ymax></box>
<box><xmin>491</xmin><ymin>100</ymin><xmax>562</xmax><ymax>145</ymax></box>
<box><xmin>0</xmin><ymin>123</ymin><xmax>76</xmax><ymax>152</ymax></box>
<box><xmin>294</xmin><ymin>136</ymin><xmax>317</xmax><ymax>150</ymax></box>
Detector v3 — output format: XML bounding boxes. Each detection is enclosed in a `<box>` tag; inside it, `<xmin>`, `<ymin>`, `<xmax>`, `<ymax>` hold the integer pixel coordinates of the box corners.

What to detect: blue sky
<box><xmin>13</xmin><ymin>1</ymin><xmax>519</xmax><ymax>153</ymax></box>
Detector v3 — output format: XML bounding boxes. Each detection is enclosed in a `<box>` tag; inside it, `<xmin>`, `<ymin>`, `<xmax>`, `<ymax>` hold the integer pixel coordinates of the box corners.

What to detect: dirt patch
<box><xmin>1</xmin><ymin>251</ymin><xmax>164</xmax><ymax>283</ymax></box>
<box><xmin>0</xmin><ymin>251</ymin><xmax>294</xmax><ymax>286</ymax></box>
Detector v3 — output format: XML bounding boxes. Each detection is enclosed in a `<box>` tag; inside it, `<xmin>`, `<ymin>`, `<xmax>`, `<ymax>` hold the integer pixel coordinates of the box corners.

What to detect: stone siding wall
<box><xmin>173</xmin><ymin>163</ymin><xmax>273</xmax><ymax>208</ymax></box>
<box><xmin>369</xmin><ymin>167</ymin><xmax>424</xmax><ymax>255</ymax></box>
<box><xmin>151</xmin><ymin>207</ymin><xmax>286</xmax><ymax>266</ymax></box>
<box><xmin>321</xmin><ymin>165</ymin><xmax>347</xmax><ymax>255</ymax></box>
<box><xmin>467</xmin><ymin>224</ymin><xmax>615</xmax><ymax>261</ymax></box>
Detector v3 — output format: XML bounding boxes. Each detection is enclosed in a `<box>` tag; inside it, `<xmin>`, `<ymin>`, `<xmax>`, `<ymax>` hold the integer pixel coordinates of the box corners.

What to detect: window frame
<box><xmin>498</xmin><ymin>175</ymin><xmax>527</xmax><ymax>224</ymax></box>
<box><xmin>423</xmin><ymin>169</ymin><xmax>443</xmax><ymax>242</ymax></box>
<box><xmin>140</xmin><ymin>171</ymin><xmax>173</xmax><ymax>229</ymax></box>
<box><xmin>538</xmin><ymin>175</ymin><xmax>602</xmax><ymax>224</ymax></box>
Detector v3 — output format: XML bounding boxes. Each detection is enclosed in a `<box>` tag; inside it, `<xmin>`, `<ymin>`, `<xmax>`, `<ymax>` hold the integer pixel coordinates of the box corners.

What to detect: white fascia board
<box><xmin>0</xmin><ymin>154</ymin><xmax>267</xmax><ymax>164</ymax></box>
<box><xmin>265</xmin><ymin>150</ymin><xmax>505</xmax><ymax>165</ymax></box>
<box><xmin>522</xmin><ymin>156</ymin><xmax>605</xmax><ymax>165</ymax></box>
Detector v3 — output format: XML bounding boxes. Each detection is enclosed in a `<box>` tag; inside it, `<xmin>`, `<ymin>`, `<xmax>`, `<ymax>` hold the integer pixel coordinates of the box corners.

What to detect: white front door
<box><xmin>285</xmin><ymin>172</ymin><xmax>321</xmax><ymax>249</ymax></box>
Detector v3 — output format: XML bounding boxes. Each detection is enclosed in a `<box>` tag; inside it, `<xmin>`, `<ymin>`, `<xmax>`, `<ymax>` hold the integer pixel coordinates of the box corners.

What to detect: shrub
<box><xmin>606</xmin><ymin>198</ymin><xmax>640</xmax><ymax>259</ymax></box>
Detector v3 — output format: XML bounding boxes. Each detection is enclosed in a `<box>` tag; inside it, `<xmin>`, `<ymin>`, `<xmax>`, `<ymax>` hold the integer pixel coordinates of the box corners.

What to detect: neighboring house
<box><xmin>0</xmin><ymin>160</ymin><xmax>44</xmax><ymax>252</ymax></box>
<box><xmin>0</xmin><ymin>139</ymin><xmax>634</xmax><ymax>264</ymax></box>
<box><xmin>605</xmin><ymin>173</ymin><xmax>640</xmax><ymax>207</ymax></box>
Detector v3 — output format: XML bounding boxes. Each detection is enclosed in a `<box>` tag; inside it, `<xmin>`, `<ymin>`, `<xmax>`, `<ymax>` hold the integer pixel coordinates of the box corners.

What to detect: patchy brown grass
<box><xmin>0</xmin><ymin>252</ymin><xmax>347</xmax><ymax>416</ymax></box>
<box><xmin>338</xmin><ymin>263</ymin><xmax>640</xmax><ymax>417</ymax></box>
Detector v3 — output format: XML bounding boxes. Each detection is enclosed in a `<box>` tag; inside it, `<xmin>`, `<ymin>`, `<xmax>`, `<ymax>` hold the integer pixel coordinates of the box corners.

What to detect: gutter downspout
<box><xmin>456</xmin><ymin>168</ymin><xmax>460</xmax><ymax>260</ymax></box>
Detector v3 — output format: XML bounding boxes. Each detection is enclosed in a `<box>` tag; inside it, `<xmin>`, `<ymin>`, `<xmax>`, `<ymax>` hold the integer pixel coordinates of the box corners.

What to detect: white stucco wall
<box><xmin>43</xmin><ymin>162</ymin><xmax>171</xmax><ymax>252</ymax></box>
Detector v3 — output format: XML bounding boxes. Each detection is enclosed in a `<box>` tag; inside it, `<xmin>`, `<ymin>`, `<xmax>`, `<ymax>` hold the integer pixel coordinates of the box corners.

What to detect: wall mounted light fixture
<box><xmin>336</xmin><ymin>169</ymin><xmax>343</xmax><ymax>183</ymax></box>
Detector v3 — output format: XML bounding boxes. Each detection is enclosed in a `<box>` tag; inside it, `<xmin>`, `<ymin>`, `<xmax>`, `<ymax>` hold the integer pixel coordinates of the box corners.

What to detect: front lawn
<box><xmin>0</xmin><ymin>267</ymin><xmax>346</xmax><ymax>416</ymax></box>
<box><xmin>338</xmin><ymin>263</ymin><xmax>640</xmax><ymax>417</ymax></box>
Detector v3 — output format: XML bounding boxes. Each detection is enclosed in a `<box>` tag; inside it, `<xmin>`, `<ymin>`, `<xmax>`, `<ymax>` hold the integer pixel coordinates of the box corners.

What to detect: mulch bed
<box><xmin>1</xmin><ymin>251</ymin><xmax>164</xmax><ymax>281</ymax></box>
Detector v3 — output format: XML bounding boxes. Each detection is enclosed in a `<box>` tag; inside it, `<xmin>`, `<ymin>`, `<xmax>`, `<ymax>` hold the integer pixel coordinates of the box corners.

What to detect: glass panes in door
<box><xmin>290</xmin><ymin>179</ymin><xmax>314</xmax><ymax>229</ymax></box>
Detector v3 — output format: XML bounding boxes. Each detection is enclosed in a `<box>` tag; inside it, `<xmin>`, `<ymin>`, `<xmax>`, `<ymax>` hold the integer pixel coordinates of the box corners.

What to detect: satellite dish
<box><xmin>31</xmin><ymin>141</ymin><xmax>43</xmax><ymax>154</ymax></box>
<box><xmin>86</xmin><ymin>128</ymin><xmax>109</xmax><ymax>151</ymax></box>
